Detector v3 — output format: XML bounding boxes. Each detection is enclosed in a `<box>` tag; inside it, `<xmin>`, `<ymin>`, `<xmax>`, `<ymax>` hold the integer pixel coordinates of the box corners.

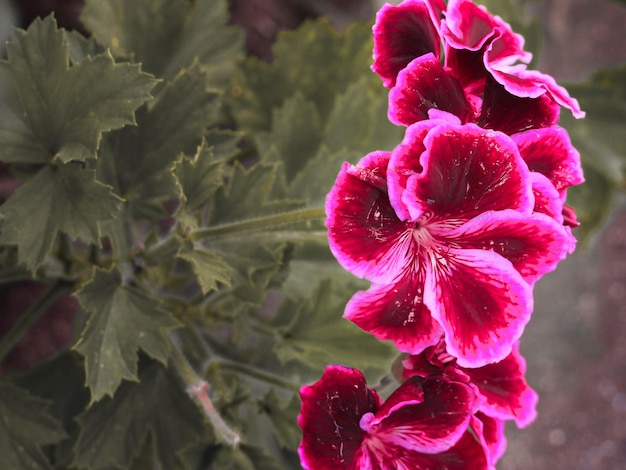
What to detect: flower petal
<box><xmin>464</xmin><ymin>343</ymin><xmax>538</xmax><ymax>427</ymax></box>
<box><xmin>389</xmin><ymin>53</ymin><xmax>477</xmax><ymax>126</ymax></box>
<box><xmin>489</xmin><ymin>64</ymin><xmax>585</xmax><ymax>118</ymax></box>
<box><xmin>512</xmin><ymin>126</ymin><xmax>584</xmax><ymax>193</ymax></box>
<box><xmin>472</xmin><ymin>413</ymin><xmax>507</xmax><ymax>467</ymax></box>
<box><xmin>425</xmin><ymin>248</ymin><xmax>533</xmax><ymax>367</ymax></box>
<box><xmin>367</xmin><ymin>377</ymin><xmax>476</xmax><ymax>454</ymax></box>
<box><xmin>446</xmin><ymin>209</ymin><xmax>572</xmax><ymax>284</ymax></box>
<box><xmin>530</xmin><ymin>172</ymin><xmax>565</xmax><ymax>224</ymax></box>
<box><xmin>345</xmin><ymin>269</ymin><xmax>444</xmax><ymax>355</ymax></box>
<box><xmin>397</xmin><ymin>123</ymin><xmax>533</xmax><ymax>221</ymax></box>
<box><xmin>298</xmin><ymin>366</ymin><xmax>381</xmax><ymax>470</ymax></box>
<box><xmin>478</xmin><ymin>76</ymin><xmax>560</xmax><ymax>135</ymax></box>
<box><xmin>326</xmin><ymin>152</ymin><xmax>412</xmax><ymax>284</ymax></box>
<box><xmin>372</xmin><ymin>0</ymin><xmax>441</xmax><ymax>88</ymax></box>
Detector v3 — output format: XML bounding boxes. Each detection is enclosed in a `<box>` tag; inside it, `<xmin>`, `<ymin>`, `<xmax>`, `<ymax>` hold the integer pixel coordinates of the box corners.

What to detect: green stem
<box><xmin>208</xmin><ymin>359</ymin><xmax>301</xmax><ymax>394</ymax></box>
<box><xmin>189</xmin><ymin>207</ymin><xmax>326</xmax><ymax>241</ymax></box>
<box><xmin>143</xmin><ymin>235</ymin><xmax>181</xmax><ymax>265</ymax></box>
<box><xmin>169</xmin><ymin>337</ymin><xmax>240</xmax><ymax>447</ymax></box>
<box><xmin>0</xmin><ymin>281</ymin><xmax>71</xmax><ymax>364</ymax></box>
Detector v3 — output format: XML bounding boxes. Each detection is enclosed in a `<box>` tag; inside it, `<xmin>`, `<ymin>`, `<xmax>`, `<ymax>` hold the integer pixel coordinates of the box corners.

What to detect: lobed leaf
<box><xmin>81</xmin><ymin>0</ymin><xmax>244</xmax><ymax>88</ymax></box>
<box><xmin>0</xmin><ymin>16</ymin><xmax>157</xmax><ymax>165</ymax></box>
<box><xmin>0</xmin><ymin>164</ymin><xmax>123</xmax><ymax>272</ymax></box>
<box><xmin>258</xmin><ymin>389</ymin><xmax>301</xmax><ymax>450</ymax></box>
<box><xmin>73</xmin><ymin>361</ymin><xmax>208</xmax><ymax>470</ymax></box>
<box><xmin>0</xmin><ymin>380</ymin><xmax>67</xmax><ymax>470</ymax></box>
<box><xmin>272</xmin><ymin>280</ymin><xmax>397</xmax><ymax>374</ymax></box>
<box><xmin>74</xmin><ymin>268</ymin><xmax>181</xmax><ymax>402</ymax></box>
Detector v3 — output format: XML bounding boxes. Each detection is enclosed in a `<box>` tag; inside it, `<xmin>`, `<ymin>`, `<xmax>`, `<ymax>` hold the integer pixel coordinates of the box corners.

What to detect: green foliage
<box><xmin>561</xmin><ymin>65</ymin><xmax>626</xmax><ymax>242</ymax></box>
<box><xmin>73</xmin><ymin>360</ymin><xmax>208</xmax><ymax>470</ymax></box>
<box><xmin>74</xmin><ymin>268</ymin><xmax>181</xmax><ymax>402</ymax></box>
<box><xmin>0</xmin><ymin>164</ymin><xmax>123</xmax><ymax>272</ymax></box>
<box><xmin>0</xmin><ymin>379</ymin><xmax>67</xmax><ymax>469</ymax></box>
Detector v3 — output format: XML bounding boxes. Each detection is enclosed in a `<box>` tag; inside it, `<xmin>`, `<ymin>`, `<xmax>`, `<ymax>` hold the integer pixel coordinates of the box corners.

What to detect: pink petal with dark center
<box><xmin>490</xmin><ymin>65</ymin><xmax>585</xmax><ymax>118</ymax></box>
<box><xmin>388</xmin><ymin>53</ymin><xmax>477</xmax><ymax>126</ymax></box>
<box><xmin>445</xmin><ymin>209</ymin><xmax>572</xmax><ymax>284</ymax></box>
<box><xmin>345</xmin><ymin>269</ymin><xmax>444</xmax><ymax>354</ymax></box>
<box><xmin>478</xmin><ymin>76</ymin><xmax>560</xmax><ymax>135</ymax></box>
<box><xmin>512</xmin><ymin>126</ymin><xmax>584</xmax><ymax>193</ymax></box>
<box><xmin>425</xmin><ymin>248</ymin><xmax>533</xmax><ymax>368</ymax></box>
<box><xmin>445</xmin><ymin>47</ymin><xmax>489</xmax><ymax>95</ymax></box>
<box><xmin>397</xmin><ymin>123</ymin><xmax>533</xmax><ymax>222</ymax></box>
<box><xmin>464</xmin><ymin>343</ymin><xmax>538</xmax><ymax>427</ymax></box>
<box><xmin>372</xmin><ymin>0</ymin><xmax>441</xmax><ymax>88</ymax></box>
<box><xmin>298</xmin><ymin>365</ymin><xmax>381</xmax><ymax>470</ymax></box>
<box><xmin>530</xmin><ymin>172</ymin><xmax>565</xmax><ymax>224</ymax></box>
<box><xmin>365</xmin><ymin>377</ymin><xmax>475</xmax><ymax>454</ymax></box>
<box><xmin>326</xmin><ymin>152</ymin><xmax>412</xmax><ymax>284</ymax></box>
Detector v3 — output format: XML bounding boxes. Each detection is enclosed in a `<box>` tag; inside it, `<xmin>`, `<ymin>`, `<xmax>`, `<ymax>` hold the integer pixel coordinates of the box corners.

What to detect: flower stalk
<box><xmin>169</xmin><ymin>336</ymin><xmax>240</xmax><ymax>447</ymax></box>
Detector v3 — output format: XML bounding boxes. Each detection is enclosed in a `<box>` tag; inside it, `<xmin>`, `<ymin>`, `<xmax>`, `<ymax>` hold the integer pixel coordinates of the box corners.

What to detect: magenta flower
<box><xmin>402</xmin><ymin>339</ymin><xmax>538</xmax><ymax>427</ymax></box>
<box><xmin>298</xmin><ymin>365</ymin><xmax>490</xmax><ymax>470</ymax></box>
<box><xmin>373</xmin><ymin>0</ymin><xmax>584</xmax><ymax>119</ymax></box>
<box><xmin>326</xmin><ymin>120</ymin><xmax>573</xmax><ymax>367</ymax></box>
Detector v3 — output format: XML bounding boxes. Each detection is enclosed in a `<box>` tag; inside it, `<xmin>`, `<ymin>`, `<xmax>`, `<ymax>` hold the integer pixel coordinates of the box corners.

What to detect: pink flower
<box><xmin>298</xmin><ymin>365</ymin><xmax>490</xmax><ymax>470</ymax></box>
<box><xmin>326</xmin><ymin>120</ymin><xmax>572</xmax><ymax>367</ymax></box>
<box><xmin>402</xmin><ymin>339</ymin><xmax>539</xmax><ymax>427</ymax></box>
<box><xmin>373</xmin><ymin>0</ymin><xmax>584</xmax><ymax>118</ymax></box>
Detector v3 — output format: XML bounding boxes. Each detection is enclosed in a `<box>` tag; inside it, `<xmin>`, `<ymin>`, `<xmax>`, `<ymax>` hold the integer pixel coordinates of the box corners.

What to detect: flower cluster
<box><xmin>299</xmin><ymin>1</ymin><xmax>585</xmax><ymax>468</ymax></box>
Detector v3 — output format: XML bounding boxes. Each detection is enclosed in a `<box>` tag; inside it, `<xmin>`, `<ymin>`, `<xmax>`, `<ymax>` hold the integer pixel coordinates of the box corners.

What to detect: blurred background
<box><xmin>1</xmin><ymin>0</ymin><xmax>625</xmax><ymax>468</ymax></box>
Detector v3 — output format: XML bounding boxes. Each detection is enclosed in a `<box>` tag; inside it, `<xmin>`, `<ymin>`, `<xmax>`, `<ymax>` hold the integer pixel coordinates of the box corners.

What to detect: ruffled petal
<box><xmin>345</xmin><ymin>269</ymin><xmax>443</xmax><ymax>354</ymax></box>
<box><xmin>298</xmin><ymin>365</ymin><xmax>381</xmax><ymax>470</ymax></box>
<box><xmin>398</xmin><ymin>123</ymin><xmax>533</xmax><ymax>221</ymax></box>
<box><xmin>464</xmin><ymin>343</ymin><xmax>538</xmax><ymax>427</ymax></box>
<box><xmin>388</xmin><ymin>53</ymin><xmax>477</xmax><ymax>126</ymax></box>
<box><xmin>372</xmin><ymin>0</ymin><xmax>441</xmax><ymax>88</ymax></box>
<box><xmin>425</xmin><ymin>248</ymin><xmax>533</xmax><ymax>368</ymax></box>
<box><xmin>478</xmin><ymin>76</ymin><xmax>560</xmax><ymax>134</ymax></box>
<box><xmin>489</xmin><ymin>64</ymin><xmax>585</xmax><ymax>118</ymax></box>
<box><xmin>443</xmin><ymin>0</ymin><xmax>530</xmax><ymax>61</ymax></box>
<box><xmin>445</xmin><ymin>209</ymin><xmax>572</xmax><ymax>284</ymax></box>
<box><xmin>512</xmin><ymin>126</ymin><xmax>584</xmax><ymax>193</ymax></box>
<box><xmin>326</xmin><ymin>152</ymin><xmax>412</xmax><ymax>284</ymax></box>
<box><xmin>530</xmin><ymin>172</ymin><xmax>565</xmax><ymax>224</ymax></box>
<box><xmin>366</xmin><ymin>377</ymin><xmax>475</xmax><ymax>454</ymax></box>
<box><xmin>472</xmin><ymin>413</ymin><xmax>507</xmax><ymax>467</ymax></box>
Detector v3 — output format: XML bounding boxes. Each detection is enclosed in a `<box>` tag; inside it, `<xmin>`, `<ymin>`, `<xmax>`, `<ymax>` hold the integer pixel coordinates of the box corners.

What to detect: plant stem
<box><xmin>0</xmin><ymin>281</ymin><xmax>71</xmax><ymax>364</ymax></box>
<box><xmin>189</xmin><ymin>207</ymin><xmax>326</xmax><ymax>241</ymax></box>
<box><xmin>208</xmin><ymin>358</ymin><xmax>301</xmax><ymax>394</ymax></box>
<box><xmin>143</xmin><ymin>234</ymin><xmax>181</xmax><ymax>265</ymax></box>
<box><xmin>169</xmin><ymin>336</ymin><xmax>240</xmax><ymax>447</ymax></box>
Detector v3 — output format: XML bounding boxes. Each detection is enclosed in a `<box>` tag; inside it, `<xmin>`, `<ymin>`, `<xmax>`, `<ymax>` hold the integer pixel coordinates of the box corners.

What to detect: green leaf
<box><xmin>268</xmin><ymin>93</ymin><xmax>322</xmax><ymax>180</ymax></box>
<box><xmin>177</xmin><ymin>241</ymin><xmax>235</xmax><ymax>294</ymax></box>
<box><xmin>208</xmin><ymin>444</ymin><xmax>284</xmax><ymax>470</ymax></box>
<box><xmin>272</xmin><ymin>280</ymin><xmax>397</xmax><ymax>373</ymax></box>
<box><xmin>82</xmin><ymin>0</ymin><xmax>244</xmax><ymax>87</ymax></box>
<box><xmin>172</xmin><ymin>141</ymin><xmax>224</xmax><ymax>225</ymax></box>
<box><xmin>97</xmin><ymin>64</ymin><xmax>221</xmax><ymax>220</ymax></box>
<box><xmin>0</xmin><ymin>164</ymin><xmax>123</xmax><ymax>272</ymax></box>
<box><xmin>560</xmin><ymin>65</ymin><xmax>626</xmax><ymax>241</ymax></box>
<box><xmin>0</xmin><ymin>16</ymin><xmax>157</xmax><ymax>165</ymax></box>
<box><xmin>0</xmin><ymin>379</ymin><xmax>67</xmax><ymax>470</ymax></box>
<box><xmin>211</xmin><ymin>162</ymin><xmax>305</xmax><ymax>225</ymax></box>
<box><xmin>14</xmin><ymin>351</ymin><xmax>90</xmax><ymax>468</ymax></box>
<box><xmin>231</xmin><ymin>19</ymin><xmax>376</xmax><ymax>133</ymax></box>
<box><xmin>258</xmin><ymin>389</ymin><xmax>301</xmax><ymax>450</ymax></box>
<box><xmin>74</xmin><ymin>267</ymin><xmax>181</xmax><ymax>402</ymax></box>
<box><xmin>73</xmin><ymin>360</ymin><xmax>208</xmax><ymax>470</ymax></box>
